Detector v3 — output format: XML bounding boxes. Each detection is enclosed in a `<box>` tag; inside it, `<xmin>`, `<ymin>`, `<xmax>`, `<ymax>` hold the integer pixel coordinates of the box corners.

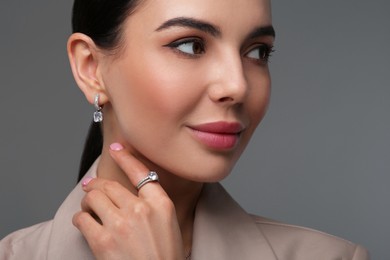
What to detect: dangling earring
<box><xmin>93</xmin><ymin>94</ymin><xmax>103</xmax><ymax>123</ymax></box>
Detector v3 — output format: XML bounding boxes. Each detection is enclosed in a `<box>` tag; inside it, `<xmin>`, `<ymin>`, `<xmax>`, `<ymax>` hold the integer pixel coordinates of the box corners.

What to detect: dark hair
<box><xmin>72</xmin><ymin>0</ymin><xmax>141</xmax><ymax>182</ymax></box>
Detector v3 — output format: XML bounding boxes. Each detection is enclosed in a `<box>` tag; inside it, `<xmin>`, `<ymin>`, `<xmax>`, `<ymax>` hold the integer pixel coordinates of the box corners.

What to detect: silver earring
<box><xmin>93</xmin><ymin>94</ymin><xmax>103</xmax><ymax>123</ymax></box>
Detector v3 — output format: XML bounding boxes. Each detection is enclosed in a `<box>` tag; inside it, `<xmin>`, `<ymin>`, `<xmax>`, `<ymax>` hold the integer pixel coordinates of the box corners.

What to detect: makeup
<box><xmin>188</xmin><ymin>122</ymin><xmax>244</xmax><ymax>150</ymax></box>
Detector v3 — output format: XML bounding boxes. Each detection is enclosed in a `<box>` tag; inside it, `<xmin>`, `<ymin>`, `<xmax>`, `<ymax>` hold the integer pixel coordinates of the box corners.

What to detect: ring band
<box><xmin>136</xmin><ymin>171</ymin><xmax>159</xmax><ymax>190</ymax></box>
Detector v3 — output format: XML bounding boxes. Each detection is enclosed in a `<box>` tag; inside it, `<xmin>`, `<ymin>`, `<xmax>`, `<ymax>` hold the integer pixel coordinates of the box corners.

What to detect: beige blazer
<box><xmin>0</xmin><ymin>160</ymin><xmax>369</xmax><ymax>259</ymax></box>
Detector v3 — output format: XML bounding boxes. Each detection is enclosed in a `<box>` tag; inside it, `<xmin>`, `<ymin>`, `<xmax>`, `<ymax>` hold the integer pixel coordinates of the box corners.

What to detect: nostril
<box><xmin>219</xmin><ymin>96</ymin><xmax>234</xmax><ymax>102</ymax></box>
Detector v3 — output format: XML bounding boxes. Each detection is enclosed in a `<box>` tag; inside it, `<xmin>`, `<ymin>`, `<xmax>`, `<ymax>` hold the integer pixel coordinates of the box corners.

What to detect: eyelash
<box><xmin>164</xmin><ymin>38</ymin><xmax>275</xmax><ymax>64</ymax></box>
<box><xmin>245</xmin><ymin>44</ymin><xmax>275</xmax><ymax>64</ymax></box>
<box><xmin>164</xmin><ymin>38</ymin><xmax>206</xmax><ymax>58</ymax></box>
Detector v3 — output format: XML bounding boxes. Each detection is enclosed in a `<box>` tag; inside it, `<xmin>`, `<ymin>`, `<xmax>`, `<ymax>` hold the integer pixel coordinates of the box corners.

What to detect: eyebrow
<box><xmin>155</xmin><ymin>17</ymin><xmax>275</xmax><ymax>41</ymax></box>
<box><xmin>155</xmin><ymin>17</ymin><xmax>221</xmax><ymax>37</ymax></box>
<box><xmin>246</xmin><ymin>25</ymin><xmax>276</xmax><ymax>41</ymax></box>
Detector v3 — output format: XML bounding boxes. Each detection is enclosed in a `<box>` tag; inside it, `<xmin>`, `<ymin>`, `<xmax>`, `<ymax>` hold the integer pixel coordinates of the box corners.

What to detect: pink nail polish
<box><xmin>82</xmin><ymin>177</ymin><xmax>93</xmax><ymax>187</ymax></box>
<box><xmin>110</xmin><ymin>143</ymin><xmax>124</xmax><ymax>151</ymax></box>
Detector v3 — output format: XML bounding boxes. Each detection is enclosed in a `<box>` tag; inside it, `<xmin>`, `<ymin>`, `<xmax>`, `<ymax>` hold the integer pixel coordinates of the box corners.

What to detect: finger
<box><xmin>109</xmin><ymin>143</ymin><xmax>167</xmax><ymax>198</ymax></box>
<box><xmin>81</xmin><ymin>189</ymin><xmax>120</xmax><ymax>225</ymax></box>
<box><xmin>73</xmin><ymin>211</ymin><xmax>110</xmax><ymax>252</ymax></box>
<box><xmin>73</xmin><ymin>212</ymin><xmax>118</xmax><ymax>257</ymax></box>
<box><xmin>82</xmin><ymin>178</ymin><xmax>136</xmax><ymax>208</ymax></box>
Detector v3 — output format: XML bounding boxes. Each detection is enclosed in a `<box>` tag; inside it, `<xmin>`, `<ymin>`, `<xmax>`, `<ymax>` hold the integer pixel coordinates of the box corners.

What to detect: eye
<box><xmin>245</xmin><ymin>44</ymin><xmax>274</xmax><ymax>63</ymax></box>
<box><xmin>165</xmin><ymin>38</ymin><xmax>206</xmax><ymax>56</ymax></box>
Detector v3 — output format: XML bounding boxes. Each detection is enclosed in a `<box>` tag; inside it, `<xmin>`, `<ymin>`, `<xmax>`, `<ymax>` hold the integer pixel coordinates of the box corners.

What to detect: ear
<box><xmin>67</xmin><ymin>33</ymin><xmax>109</xmax><ymax>106</ymax></box>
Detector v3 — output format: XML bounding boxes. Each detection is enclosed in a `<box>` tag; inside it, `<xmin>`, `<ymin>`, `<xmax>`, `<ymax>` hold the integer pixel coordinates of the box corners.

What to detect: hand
<box><xmin>72</xmin><ymin>143</ymin><xmax>185</xmax><ymax>260</ymax></box>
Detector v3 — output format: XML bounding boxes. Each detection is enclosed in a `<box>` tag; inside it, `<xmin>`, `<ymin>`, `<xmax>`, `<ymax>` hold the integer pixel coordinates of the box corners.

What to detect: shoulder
<box><xmin>0</xmin><ymin>221</ymin><xmax>53</xmax><ymax>259</ymax></box>
<box><xmin>251</xmin><ymin>215</ymin><xmax>370</xmax><ymax>260</ymax></box>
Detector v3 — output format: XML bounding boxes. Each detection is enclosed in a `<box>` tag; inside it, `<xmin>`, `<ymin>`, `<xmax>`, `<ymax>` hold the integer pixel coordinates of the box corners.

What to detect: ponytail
<box><xmin>77</xmin><ymin>122</ymin><xmax>103</xmax><ymax>181</ymax></box>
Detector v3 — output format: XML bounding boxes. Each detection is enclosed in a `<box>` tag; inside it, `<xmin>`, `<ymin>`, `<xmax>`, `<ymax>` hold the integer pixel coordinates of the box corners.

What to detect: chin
<box><xmin>182</xmin><ymin>149</ymin><xmax>244</xmax><ymax>183</ymax></box>
<box><xmin>182</xmin><ymin>160</ymin><xmax>237</xmax><ymax>183</ymax></box>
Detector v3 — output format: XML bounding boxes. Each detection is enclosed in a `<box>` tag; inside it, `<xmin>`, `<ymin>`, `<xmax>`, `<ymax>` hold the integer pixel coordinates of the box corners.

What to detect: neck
<box><xmin>96</xmin><ymin>143</ymin><xmax>203</xmax><ymax>252</ymax></box>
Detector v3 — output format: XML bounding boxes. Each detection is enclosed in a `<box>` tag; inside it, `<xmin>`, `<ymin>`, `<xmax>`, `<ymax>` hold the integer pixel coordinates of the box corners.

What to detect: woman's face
<box><xmin>100</xmin><ymin>0</ymin><xmax>274</xmax><ymax>182</ymax></box>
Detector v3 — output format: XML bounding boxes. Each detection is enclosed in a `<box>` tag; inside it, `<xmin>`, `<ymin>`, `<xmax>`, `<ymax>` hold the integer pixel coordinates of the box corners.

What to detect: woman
<box><xmin>0</xmin><ymin>0</ymin><xmax>369</xmax><ymax>259</ymax></box>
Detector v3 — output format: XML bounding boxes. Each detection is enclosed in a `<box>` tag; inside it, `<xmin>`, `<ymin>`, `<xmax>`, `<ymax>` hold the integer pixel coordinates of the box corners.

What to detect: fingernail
<box><xmin>82</xmin><ymin>177</ymin><xmax>94</xmax><ymax>187</ymax></box>
<box><xmin>110</xmin><ymin>142</ymin><xmax>124</xmax><ymax>151</ymax></box>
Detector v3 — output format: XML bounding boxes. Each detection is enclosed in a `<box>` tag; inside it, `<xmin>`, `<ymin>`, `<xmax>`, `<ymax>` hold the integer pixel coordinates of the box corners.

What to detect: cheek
<box><xmin>117</xmin><ymin>54</ymin><xmax>204</xmax><ymax>121</ymax></box>
<box><xmin>104</xmin><ymin>51</ymin><xmax>208</xmax><ymax>155</ymax></box>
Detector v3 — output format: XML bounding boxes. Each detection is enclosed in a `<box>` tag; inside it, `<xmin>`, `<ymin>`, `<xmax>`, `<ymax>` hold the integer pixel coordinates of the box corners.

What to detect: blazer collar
<box><xmin>192</xmin><ymin>183</ymin><xmax>278</xmax><ymax>259</ymax></box>
<box><xmin>46</xmin><ymin>159</ymin><xmax>99</xmax><ymax>259</ymax></box>
<box><xmin>46</xmin><ymin>158</ymin><xmax>277</xmax><ymax>259</ymax></box>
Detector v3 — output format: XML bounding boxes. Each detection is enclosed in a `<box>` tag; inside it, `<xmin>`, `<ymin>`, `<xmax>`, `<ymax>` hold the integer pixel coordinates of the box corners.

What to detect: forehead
<box><xmin>131</xmin><ymin>0</ymin><xmax>272</xmax><ymax>32</ymax></box>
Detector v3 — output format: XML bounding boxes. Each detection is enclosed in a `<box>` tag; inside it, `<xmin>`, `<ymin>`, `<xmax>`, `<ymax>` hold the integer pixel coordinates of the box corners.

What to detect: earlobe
<box><xmin>67</xmin><ymin>33</ymin><xmax>108</xmax><ymax>105</ymax></box>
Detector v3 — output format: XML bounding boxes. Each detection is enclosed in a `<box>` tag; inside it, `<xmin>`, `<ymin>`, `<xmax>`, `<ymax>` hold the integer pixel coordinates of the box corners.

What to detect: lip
<box><xmin>187</xmin><ymin>121</ymin><xmax>245</xmax><ymax>150</ymax></box>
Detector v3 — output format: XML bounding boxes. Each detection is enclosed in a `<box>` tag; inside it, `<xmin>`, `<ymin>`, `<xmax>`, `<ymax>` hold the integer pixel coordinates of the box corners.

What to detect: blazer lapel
<box><xmin>46</xmin><ymin>160</ymin><xmax>99</xmax><ymax>259</ymax></box>
<box><xmin>191</xmin><ymin>183</ymin><xmax>278</xmax><ymax>260</ymax></box>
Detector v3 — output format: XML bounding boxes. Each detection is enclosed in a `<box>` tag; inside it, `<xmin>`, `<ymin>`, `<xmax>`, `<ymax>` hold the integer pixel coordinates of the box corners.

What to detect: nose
<box><xmin>208</xmin><ymin>52</ymin><xmax>248</xmax><ymax>105</ymax></box>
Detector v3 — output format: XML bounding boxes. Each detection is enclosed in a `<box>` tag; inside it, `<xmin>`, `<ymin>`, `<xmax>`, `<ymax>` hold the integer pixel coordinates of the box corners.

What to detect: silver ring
<box><xmin>136</xmin><ymin>171</ymin><xmax>159</xmax><ymax>190</ymax></box>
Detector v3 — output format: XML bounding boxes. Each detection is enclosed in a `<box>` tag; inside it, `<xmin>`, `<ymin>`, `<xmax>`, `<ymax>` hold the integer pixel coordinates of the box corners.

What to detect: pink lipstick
<box><xmin>188</xmin><ymin>122</ymin><xmax>244</xmax><ymax>150</ymax></box>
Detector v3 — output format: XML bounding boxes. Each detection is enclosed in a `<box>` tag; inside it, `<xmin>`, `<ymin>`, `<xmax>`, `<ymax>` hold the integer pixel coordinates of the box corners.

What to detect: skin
<box><xmin>67</xmin><ymin>0</ymin><xmax>274</xmax><ymax>258</ymax></box>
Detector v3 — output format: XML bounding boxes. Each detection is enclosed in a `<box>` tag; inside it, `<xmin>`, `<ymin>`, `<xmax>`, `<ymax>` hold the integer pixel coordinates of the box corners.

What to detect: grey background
<box><xmin>0</xmin><ymin>1</ymin><xmax>389</xmax><ymax>259</ymax></box>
